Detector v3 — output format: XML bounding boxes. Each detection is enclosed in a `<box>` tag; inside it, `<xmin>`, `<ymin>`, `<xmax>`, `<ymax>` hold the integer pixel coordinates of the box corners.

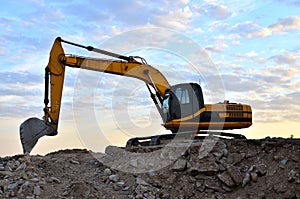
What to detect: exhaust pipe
<box><xmin>19</xmin><ymin>117</ymin><xmax>57</xmax><ymax>154</ymax></box>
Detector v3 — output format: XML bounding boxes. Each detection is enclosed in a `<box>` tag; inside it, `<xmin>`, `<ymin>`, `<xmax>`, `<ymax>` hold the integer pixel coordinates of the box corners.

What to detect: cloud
<box><xmin>232</xmin><ymin>50</ymin><xmax>299</xmax><ymax>73</ymax></box>
<box><xmin>235</xmin><ymin>51</ymin><xmax>258</xmax><ymax>58</ymax></box>
<box><xmin>262</xmin><ymin>65</ymin><xmax>298</xmax><ymax>82</ymax></box>
<box><xmin>193</xmin><ymin>2</ymin><xmax>232</xmax><ymax>20</ymax></box>
<box><xmin>268</xmin><ymin>16</ymin><xmax>300</xmax><ymax>33</ymax></box>
<box><xmin>274</xmin><ymin>0</ymin><xmax>300</xmax><ymax>7</ymax></box>
<box><xmin>205</xmin><ymin>43</ymin><xmax>229</xmax><ymax>52</ymax></box>
<box><xmin>205</xmin><ymin>4</ymin><xmax>232</xmax><ymax>20</ymax></box>
<box><xmin>193</xmin><ymin>27</ymin><xmax>204</xmax><ymax>34</ymax></box>
<box><xmin>48</xmin><ymin>0</ymin><xmax>194</xmax><ymax>32</ymax></box>
<box><xmin>245</xmin><ymin>27</ymin><xmax>272</xmax><ymax>38</ymax></box>
<box><xmin>269</xmin><ymin>53</ymin><xmax>299</xmax><ymax>65</ymax></box>
<box><xmin>0</xmin><ymin>71</ymin><xmax>44</xmax><ymax>118</ymax></box>
<box><xmin>231</xmin><ymin>40</ymin><xmax>240</xmax><ymax>45</ymax></box>
<box><xmin>152</xmin><ymin>5</ymin><xmax>193</xmax><ymax>30</ymax></box>
<box><xmin>251</xmin><ymin>89</ymin><xmax>300</xmax><ymax>123</ymax></box>
<box><xmin>231</xmin><ymin>21</ymin><xmax>259</xmax><ymax>33</ymax></box>
<box><xmin>0</xmin><ymin>70</ymin><xmax>82</xmax><ymax>119</ymax></box>
<box><xmin>231</xmin><ymin>16</ymin><xmax>300</xmax><ymax>39</ymax></box>
<box><xmin>0</xmin><ymin>71</ymin><xmax>42</xmax><ymax>85</ymax></box>
<box><xmin>231</xmin><ymin>21</ymin><xmax>271</xmax><ymax>38</ymax></box>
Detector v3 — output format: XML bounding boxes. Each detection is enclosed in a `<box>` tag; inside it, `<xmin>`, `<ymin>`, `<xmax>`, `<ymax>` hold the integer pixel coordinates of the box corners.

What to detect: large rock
<box><xmin>227</xmin><ymin>166</ymin><xmax>244</xmax><ymax>186</ymax></box>
<box><xmin>217</xmin><ymin>172</ymin><xmax>235</xmax><ymax>187</ymax></box>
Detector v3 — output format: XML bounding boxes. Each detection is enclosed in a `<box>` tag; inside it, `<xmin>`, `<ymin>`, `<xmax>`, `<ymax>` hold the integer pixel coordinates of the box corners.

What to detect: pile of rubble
<box><xmin>0</xmin><ymin>137</ymin><xmax>299</xmax><ymax>198</ymax></box>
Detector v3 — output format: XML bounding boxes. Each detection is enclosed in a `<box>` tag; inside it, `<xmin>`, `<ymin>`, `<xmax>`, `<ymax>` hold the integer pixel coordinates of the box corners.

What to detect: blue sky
<box><xmin>0</xmin><ymin>0</ymin><xmax>299</xmax><ymax>156</ymax></box>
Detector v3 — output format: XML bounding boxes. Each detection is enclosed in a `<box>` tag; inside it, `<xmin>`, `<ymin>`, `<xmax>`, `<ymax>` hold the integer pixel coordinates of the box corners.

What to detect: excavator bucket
<box><xmin>19</xmin><ymin>117</ymin><xmax>58</xmax><ymax>154</ymax></box>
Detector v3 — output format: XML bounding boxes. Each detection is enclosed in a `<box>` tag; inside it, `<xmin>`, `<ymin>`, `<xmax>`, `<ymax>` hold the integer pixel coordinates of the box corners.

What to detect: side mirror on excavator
<box><xmin>19</xmin><ymin>117</ymin><xmax>57</xmax><ymax>154</ymax></box>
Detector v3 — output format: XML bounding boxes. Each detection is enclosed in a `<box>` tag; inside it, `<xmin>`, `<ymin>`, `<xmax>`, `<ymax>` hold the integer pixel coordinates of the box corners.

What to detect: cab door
<box><xmin>169</xmin><ymin>83</ymin><xmax>204</xmax><ymax>120</ymax></box>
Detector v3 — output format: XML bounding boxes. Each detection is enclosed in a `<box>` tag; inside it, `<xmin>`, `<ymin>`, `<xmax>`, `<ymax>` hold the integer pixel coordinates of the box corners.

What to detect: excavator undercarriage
<box><xmin>126</xmin><ymin>131</ymin><xmax>246</xmax><ymax>148</ymax></box>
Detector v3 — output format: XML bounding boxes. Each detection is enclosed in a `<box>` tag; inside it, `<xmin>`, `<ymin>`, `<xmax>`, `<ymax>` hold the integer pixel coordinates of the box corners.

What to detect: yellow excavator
<box><xmin>20</xmin><ymin>37</ymin><xmax>252</xmax><ymax>153</ymax></box>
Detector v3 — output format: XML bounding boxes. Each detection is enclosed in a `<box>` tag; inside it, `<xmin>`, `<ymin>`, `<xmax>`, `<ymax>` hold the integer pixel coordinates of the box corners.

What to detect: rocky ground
<box><xmin>0</xmin><ymin>137</ymin><xmax>299</xmax><ymax>199</ymax></box>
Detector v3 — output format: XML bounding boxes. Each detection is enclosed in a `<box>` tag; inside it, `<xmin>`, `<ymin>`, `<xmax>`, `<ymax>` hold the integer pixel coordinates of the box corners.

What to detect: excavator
<box><xmin>20</xmin><ymin>37</ymin><xmax>252</xmax><ymax>154</ymax></box>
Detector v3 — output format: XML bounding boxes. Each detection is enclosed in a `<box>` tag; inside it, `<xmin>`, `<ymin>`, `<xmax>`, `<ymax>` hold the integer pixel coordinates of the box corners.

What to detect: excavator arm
<box><xmin>20</xmin><ymin>37</ymin><xmax>170</xmax><ymax>153</ymax></box>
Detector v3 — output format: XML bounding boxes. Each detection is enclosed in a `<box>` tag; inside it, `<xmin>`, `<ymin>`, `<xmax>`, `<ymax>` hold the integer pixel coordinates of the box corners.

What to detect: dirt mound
<box><xmin>0</xmin><ymin>137</ymin><xmax>299</xmax><ymax>198</ymax></box>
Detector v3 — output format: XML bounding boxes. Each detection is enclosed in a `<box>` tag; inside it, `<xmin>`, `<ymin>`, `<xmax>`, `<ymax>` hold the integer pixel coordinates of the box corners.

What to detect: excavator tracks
<box><xmin>126</xmin><ymin>131</ymin><xmax>246</xmax><ymax>148</ymax></box>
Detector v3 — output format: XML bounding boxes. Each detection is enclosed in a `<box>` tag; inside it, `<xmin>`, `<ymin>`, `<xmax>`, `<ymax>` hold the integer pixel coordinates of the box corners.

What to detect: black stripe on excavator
<box><xmin>173</xmin><ymin>117</ymin><xmax>252</xmax><ymax>123</ymax></box>
<box><xmin>171</xmin><ymin>111</ymin><xmax>252</xmax><ymax>123</ymax></box>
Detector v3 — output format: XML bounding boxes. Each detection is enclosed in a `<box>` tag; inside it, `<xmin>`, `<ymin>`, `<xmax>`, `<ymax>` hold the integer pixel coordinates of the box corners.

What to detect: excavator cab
<box><xmin>162</xmin><ymin>83</ymin><xmax>204</xmax><ymax>122</ymax></box>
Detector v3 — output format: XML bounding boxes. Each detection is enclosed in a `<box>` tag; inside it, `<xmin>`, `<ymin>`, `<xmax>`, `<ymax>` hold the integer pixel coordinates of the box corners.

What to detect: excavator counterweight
<box><xmin>20</xmin><ymin>37</ymin><xmax>252</xmax><ymax>154</ymax></box>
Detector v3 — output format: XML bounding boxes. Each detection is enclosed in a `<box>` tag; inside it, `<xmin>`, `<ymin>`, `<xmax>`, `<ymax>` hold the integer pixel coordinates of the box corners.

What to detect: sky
<box><xmin>0</xmin><ymin>0</ymin><xmax>299</xmax><ymax>156</ymax></box>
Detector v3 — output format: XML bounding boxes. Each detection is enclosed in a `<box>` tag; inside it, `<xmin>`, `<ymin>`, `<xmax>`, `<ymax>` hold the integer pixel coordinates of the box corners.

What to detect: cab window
<box><xmin>175</xmin><ymin>88</ymin><xmax>190</xmax><ymax>104</ymax></box>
